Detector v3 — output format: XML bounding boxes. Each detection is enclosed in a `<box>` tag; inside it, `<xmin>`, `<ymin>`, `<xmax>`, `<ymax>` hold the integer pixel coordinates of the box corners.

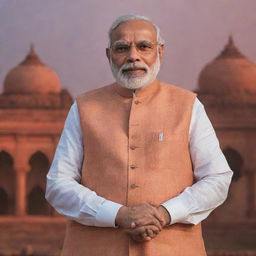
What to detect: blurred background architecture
<box><xmin>197</xmin><ymin>37</ymin><xmax>256</xmax><ymax>255</ymax></box>
<box><xmin>0</xmin><ymin>47</ymin><xmax>72</xmax><ymax>255</ymax></box>
<box><xmin>0</xmin><ymin>37</ymin><xmax>255</xmax><ymax>255</ymax></box>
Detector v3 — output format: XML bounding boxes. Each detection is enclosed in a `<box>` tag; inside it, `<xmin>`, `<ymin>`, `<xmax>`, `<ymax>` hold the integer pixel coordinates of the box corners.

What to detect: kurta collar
<box><xmin>114</xmin><ymin>80</ymin><xmax>160</xmax><ymax>98</ymax></box>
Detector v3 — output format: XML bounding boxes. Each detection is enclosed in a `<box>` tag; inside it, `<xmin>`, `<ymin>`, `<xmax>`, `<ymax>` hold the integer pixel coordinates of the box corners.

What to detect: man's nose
<box><xmin>126</xmin><ymin>45</ymin><xmax>140</xmax><ymax>62</ymax></box>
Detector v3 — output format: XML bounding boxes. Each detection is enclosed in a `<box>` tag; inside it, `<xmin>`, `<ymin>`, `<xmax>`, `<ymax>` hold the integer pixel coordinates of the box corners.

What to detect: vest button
<box><xmin>130</xmin><ymin>164</ymin><xmax>137</xmax><ymax>169</ymax></box>
<box><xmin>130</xmin><ymin>184</ymin><xmax>139</xmax><ymax>189</ymax></box>
<box><xmin>134</xmin><ymin>100</ymin><xmax>141</xmax><ymax>104</ymax></box>
<box><xmin>130</xmin><ymin>146</ymin><xmax>137</xmax><ymax>150</ymax></box>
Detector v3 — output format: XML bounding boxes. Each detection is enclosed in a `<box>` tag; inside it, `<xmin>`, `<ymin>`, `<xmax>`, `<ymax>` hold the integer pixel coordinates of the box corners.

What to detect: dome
<box><xmin>198</xmin><ymin>36</ymin><xmax>256</xmax><ymax>95</ymax></box>
<box><xmin>4</xmin><ymin>45</ymin><xmax>61</xmax><ymax>94</ymax></box>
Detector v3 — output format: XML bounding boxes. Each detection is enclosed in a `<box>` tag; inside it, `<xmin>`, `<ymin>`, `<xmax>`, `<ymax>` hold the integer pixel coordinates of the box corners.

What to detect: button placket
<box><xmin>127</xmin><ymin>95</ymin><xmax>142</xmax><ymax>200</ymax></box>
<box><xmin>130</xmin><ymin>184</ymin><xmax>139</xmax><ymax>189</ymax></box>
<box><xmin>130</xmin><ymin>164</ymin><xmax>137</xmax><ymax>169</ymax></box>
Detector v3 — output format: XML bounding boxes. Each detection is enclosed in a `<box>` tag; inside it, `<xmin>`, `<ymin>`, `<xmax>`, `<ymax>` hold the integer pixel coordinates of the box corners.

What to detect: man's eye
<box><xmin>138</xmin><ymin>43</ymin><xmax>153</xmax><ymax>51</ymax></box>
<box><xmin>115</xmin><ymin>45</ymin><xmax>129</xmax><ymax>52</ymax></box>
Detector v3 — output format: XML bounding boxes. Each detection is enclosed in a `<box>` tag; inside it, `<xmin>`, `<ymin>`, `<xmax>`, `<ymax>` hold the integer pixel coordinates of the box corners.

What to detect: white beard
<box><xmin>109</xmin><ymin>53</ymin><xmax>161</xmax><ymax>90</ymax></box>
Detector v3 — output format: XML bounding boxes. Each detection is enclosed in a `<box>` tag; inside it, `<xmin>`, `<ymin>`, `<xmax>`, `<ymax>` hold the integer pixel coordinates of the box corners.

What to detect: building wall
<box><xmin>0</xmin><ymin>107</ymin><xmax>69</xmax><ymax>217</ymax></box>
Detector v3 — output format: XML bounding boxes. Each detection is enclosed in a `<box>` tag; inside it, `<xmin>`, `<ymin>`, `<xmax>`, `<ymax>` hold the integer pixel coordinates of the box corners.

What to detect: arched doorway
<box><xmin>27</xmin><ymin>186</ymin><xmax>50</xmax><ymax>215</ymax></box>
<box><xmin>212</xmin><ymin>146</ymin><xmax>247</xmax><ymax>220</ymax></box>
<box><xmin>223</xmin><ymin>147</ymin><xmax>243</xmax><ymax>182</ymax></box>
<box><xmin>0</xmin><ymin>188</ymin><xmax>9</xmax><ymax>214</ymax></box>
<box><xmin>26</xmin><ymin>151</ymin><xmax>51</xmax><ymax>215</ymax></box>
<box><xmin>0</xmin><ymin>151</ymin><xmax>15</xmax><ymax>215</ymax></box>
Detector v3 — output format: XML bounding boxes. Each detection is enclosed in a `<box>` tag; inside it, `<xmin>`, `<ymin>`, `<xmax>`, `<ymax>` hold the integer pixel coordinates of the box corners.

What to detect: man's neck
<box><xmin>114</xmin><ymin>80</ymin><xmax>160</xmax><ymax>98</ymax></box>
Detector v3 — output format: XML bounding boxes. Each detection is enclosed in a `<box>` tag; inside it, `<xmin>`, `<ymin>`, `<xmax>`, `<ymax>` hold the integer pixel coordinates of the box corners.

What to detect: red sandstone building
<box><xmin>0</xmin><ymin>39</ymin><xmax>255</xmax><ymax>255</ymax></box>
<box><xmin>0</xmin><ymin>46</ymin><xmax>72</xmax><ymax>255</ymax></box>
<box><xmin>196</xmin><ymin>37</ymin><xmax>256</xmax><ymax>255</ymax></box>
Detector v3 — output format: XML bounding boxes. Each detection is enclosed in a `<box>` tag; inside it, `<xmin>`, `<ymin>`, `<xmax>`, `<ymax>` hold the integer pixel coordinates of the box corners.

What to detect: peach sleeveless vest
<box><xmin>62</xmin><ymin>81</ymin><xmax>206</xmax><ymax>256</ymax></box>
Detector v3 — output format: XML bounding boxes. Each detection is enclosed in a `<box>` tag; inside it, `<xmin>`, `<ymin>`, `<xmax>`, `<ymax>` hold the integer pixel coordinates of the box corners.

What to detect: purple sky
<box><xmin>0</xmin><ymin>0</ymin><xmax>256</xmax><ymax>97</ymax></box>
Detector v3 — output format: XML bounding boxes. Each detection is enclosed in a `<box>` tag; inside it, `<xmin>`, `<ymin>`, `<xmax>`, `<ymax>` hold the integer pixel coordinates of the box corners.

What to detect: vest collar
<box><xmin>114</xmin><ymin>80</ymin><xmax>160</xmax><ymax>98</ymax></box>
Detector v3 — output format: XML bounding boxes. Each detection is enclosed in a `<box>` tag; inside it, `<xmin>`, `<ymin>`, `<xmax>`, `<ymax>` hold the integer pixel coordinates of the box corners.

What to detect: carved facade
<box><xmin>0</xmin><ymin>46</ymin><xmax>72</xmax><ymax>255</ymax></box>
<box><xmin>196</xmin><ymin>37</ymin><xmax>256</xmax><ymax>253</ymax></box>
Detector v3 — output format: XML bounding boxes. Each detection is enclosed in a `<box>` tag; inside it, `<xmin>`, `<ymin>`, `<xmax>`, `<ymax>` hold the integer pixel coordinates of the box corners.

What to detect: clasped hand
<box><xmin>115</xmin><ymin>203</ymin><xmax>170</xmax><ymax>242</ymax></box>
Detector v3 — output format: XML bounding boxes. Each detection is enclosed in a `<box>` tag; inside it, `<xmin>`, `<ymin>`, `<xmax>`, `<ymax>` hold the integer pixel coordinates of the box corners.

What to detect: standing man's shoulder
<box><xmin>158</xmin><ymin>81</ymin><xmax>197</xmax><ymax>100</ymax></box>
<box><xmin>76</xmin><ymin>83</ymin><xmax>116</xmax><ymax>103</ymax></box>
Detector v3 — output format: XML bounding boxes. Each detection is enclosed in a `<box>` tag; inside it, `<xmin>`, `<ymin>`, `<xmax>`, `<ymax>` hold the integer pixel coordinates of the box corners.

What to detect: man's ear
<box><xmin>106</xmin><ymin>48</ymin><xmax>110</xmax><ymax>61</ymax></box>
<box><xmin>158</xmin><ymin>44</ymin><xmax>164</xmax><ymax>63</ymax></box>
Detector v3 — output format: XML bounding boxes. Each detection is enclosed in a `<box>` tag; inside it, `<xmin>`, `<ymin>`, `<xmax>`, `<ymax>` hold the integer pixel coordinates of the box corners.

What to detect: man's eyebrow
<box><xmin>112</xmin><ymin>39</ymin><xmax>153</xmax><ymax>45</ymax></box>
<box><xmin>111</xmin><ymin>40</ymin><xmax>129</xmax><ymax>45</ymax></box>
<box><xmin>136</xmin><ymin>40</ymin><xmax>152</xmax><ymax>43</ymax></box>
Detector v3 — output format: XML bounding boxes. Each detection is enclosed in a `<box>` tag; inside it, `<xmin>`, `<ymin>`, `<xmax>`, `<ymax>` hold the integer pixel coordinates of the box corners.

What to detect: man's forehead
<box><xmin>110</xmin><ymin>20</ymin><xmax>157</xmax><ymax>43</ymax></box>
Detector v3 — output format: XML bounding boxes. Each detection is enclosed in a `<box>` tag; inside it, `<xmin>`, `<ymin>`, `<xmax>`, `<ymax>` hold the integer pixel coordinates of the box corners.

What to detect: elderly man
<box><xmin>46</xmin><ymin>14</ymin><xmax>232</xmax><ymax>256</ymax></box>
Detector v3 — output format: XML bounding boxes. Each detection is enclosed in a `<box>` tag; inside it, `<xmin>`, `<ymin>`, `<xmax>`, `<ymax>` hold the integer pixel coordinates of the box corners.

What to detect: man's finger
<box><xmin>150</xmin><ymin>225</ymin><xmax>160</xmax><ymax>235</ymax></box>
<box><xmin>126</xmin><ymin>225</ymin><xmax>161</xmax><ymax>236</ymax></box>
<box><xmin>130</xmin><ymin>234</ymin><xmax>150</xmax><ymax>242</ymax></box>
<box><xmin>152</xmin><ymin>207</ymin><xmax>165</xmax><ymax>225</ymax></box>
<box><xmin>134</xmin><ymin>218</ymin><xmax>162</xmax><ymax>230</ymax></box>
<box><xmin>125</xmin><ymin>226</ymin><xmax>146</xmax><ymax>236</ymax></box>
<box><xmin>146</xmin><ymin>228</ymin><xmax>154</xmax><ymax>238</ymax></box>
<box><xmin>130</xmin><ymin>221</ymin><xmax>136</xmax><ymax>228</ymax></box>
<box><xmin>142</xmin><ymin>233</ymin><xmax>151</xmax><ymax>241</ymax></box>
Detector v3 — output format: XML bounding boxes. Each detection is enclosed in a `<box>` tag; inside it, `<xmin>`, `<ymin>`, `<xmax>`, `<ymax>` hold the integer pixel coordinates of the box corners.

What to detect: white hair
<box><xmin>108</xmin><ymin>14</ymin><xmax>165</xmax><ymax>47</ymax></box>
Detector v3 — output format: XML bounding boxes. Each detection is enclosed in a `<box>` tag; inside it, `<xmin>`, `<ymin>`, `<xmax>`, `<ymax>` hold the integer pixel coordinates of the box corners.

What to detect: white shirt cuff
<box><xmin>162</xmin><ymin>197</ymin><xmax>189</xmax><ymax>225</ymax></box>
<box><xmin>95</xmin><ymin>200</ymin><xmax>123</xmax><ymax>228</ymax></box>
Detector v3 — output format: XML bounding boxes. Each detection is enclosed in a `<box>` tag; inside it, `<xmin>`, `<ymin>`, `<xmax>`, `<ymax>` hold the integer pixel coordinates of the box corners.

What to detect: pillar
<box><xmin>15</xmin><ymin>168</ymin><xmax>27</xmax><ymax>217</ymax></box>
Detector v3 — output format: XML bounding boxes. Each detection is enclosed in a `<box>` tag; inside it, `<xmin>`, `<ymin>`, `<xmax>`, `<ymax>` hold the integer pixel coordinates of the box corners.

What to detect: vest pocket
<box><xmin>144</xmin><ymin>132</ymin><xmax>172</xmax><ymax>170</ymax></box>
<box><xmin>144</xmin><ymin>130</ymin><xmax>188</xmax><ymax>170</ymax></box>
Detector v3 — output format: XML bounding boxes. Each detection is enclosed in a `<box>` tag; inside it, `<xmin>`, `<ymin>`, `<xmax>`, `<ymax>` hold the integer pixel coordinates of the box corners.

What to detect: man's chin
<box><xmin>115</xmin><ymin>69</ymin><xmax>158</xmax><ymax>90</ymax></box>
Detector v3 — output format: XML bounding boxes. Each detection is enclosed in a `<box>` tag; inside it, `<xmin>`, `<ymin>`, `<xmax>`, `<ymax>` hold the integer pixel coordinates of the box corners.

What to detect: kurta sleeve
<box><xmin>162</xmin><ymin>98</ymin><xmax>233</xmax><ymax>225</ymax></box>
<box><xmin>45</xmin><ymin>101</ymin><xmax>122</xmax><ymax>227</ymax></box>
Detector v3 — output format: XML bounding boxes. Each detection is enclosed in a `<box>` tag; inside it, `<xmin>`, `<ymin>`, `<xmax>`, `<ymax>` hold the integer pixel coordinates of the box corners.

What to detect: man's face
<box><xmin>107</xmin><ymin>20</ymin><xmax>164</xmax><ymax>89</ymax></box>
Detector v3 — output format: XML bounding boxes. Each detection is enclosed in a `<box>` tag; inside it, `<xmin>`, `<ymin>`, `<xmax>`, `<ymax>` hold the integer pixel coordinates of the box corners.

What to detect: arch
<box><xmin>27</xmin><ymin>186</ymin><xmax>51</xmax><ymax>215</ymax></box>
<box><xmin>0</xmin><ymin>151</ymin><xmax>15</xmax><ymax>215</ymax></box>
<box><xmin>0</xmin><ymin>150</ymin><xmax>13</xmax><ymax>168</ymax></box>
<box><xmin>223</xmin><ymin>147</ymin><xmax>243</xmax><ymax>182</ymax></box>
<box><xmin>0</xmin><ymin>188</ymin><xmax>9</xmax><ymax>214</ymax></box>
<box><xmin>26</xmin><ymin>151</ymin><xmax>51</xmax><ymax>215</ymax></box>
<box><xmin>29</xmin><ymin>151</ymin><xmax>49</xmax><ymax>172</ymax></box>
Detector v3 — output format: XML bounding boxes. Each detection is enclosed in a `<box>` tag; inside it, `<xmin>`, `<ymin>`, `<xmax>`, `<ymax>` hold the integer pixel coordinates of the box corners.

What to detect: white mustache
<box><xmin>120</xmin><ymin>63</ymin><xmax>149</xmax><ymax>73</ymax></box>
